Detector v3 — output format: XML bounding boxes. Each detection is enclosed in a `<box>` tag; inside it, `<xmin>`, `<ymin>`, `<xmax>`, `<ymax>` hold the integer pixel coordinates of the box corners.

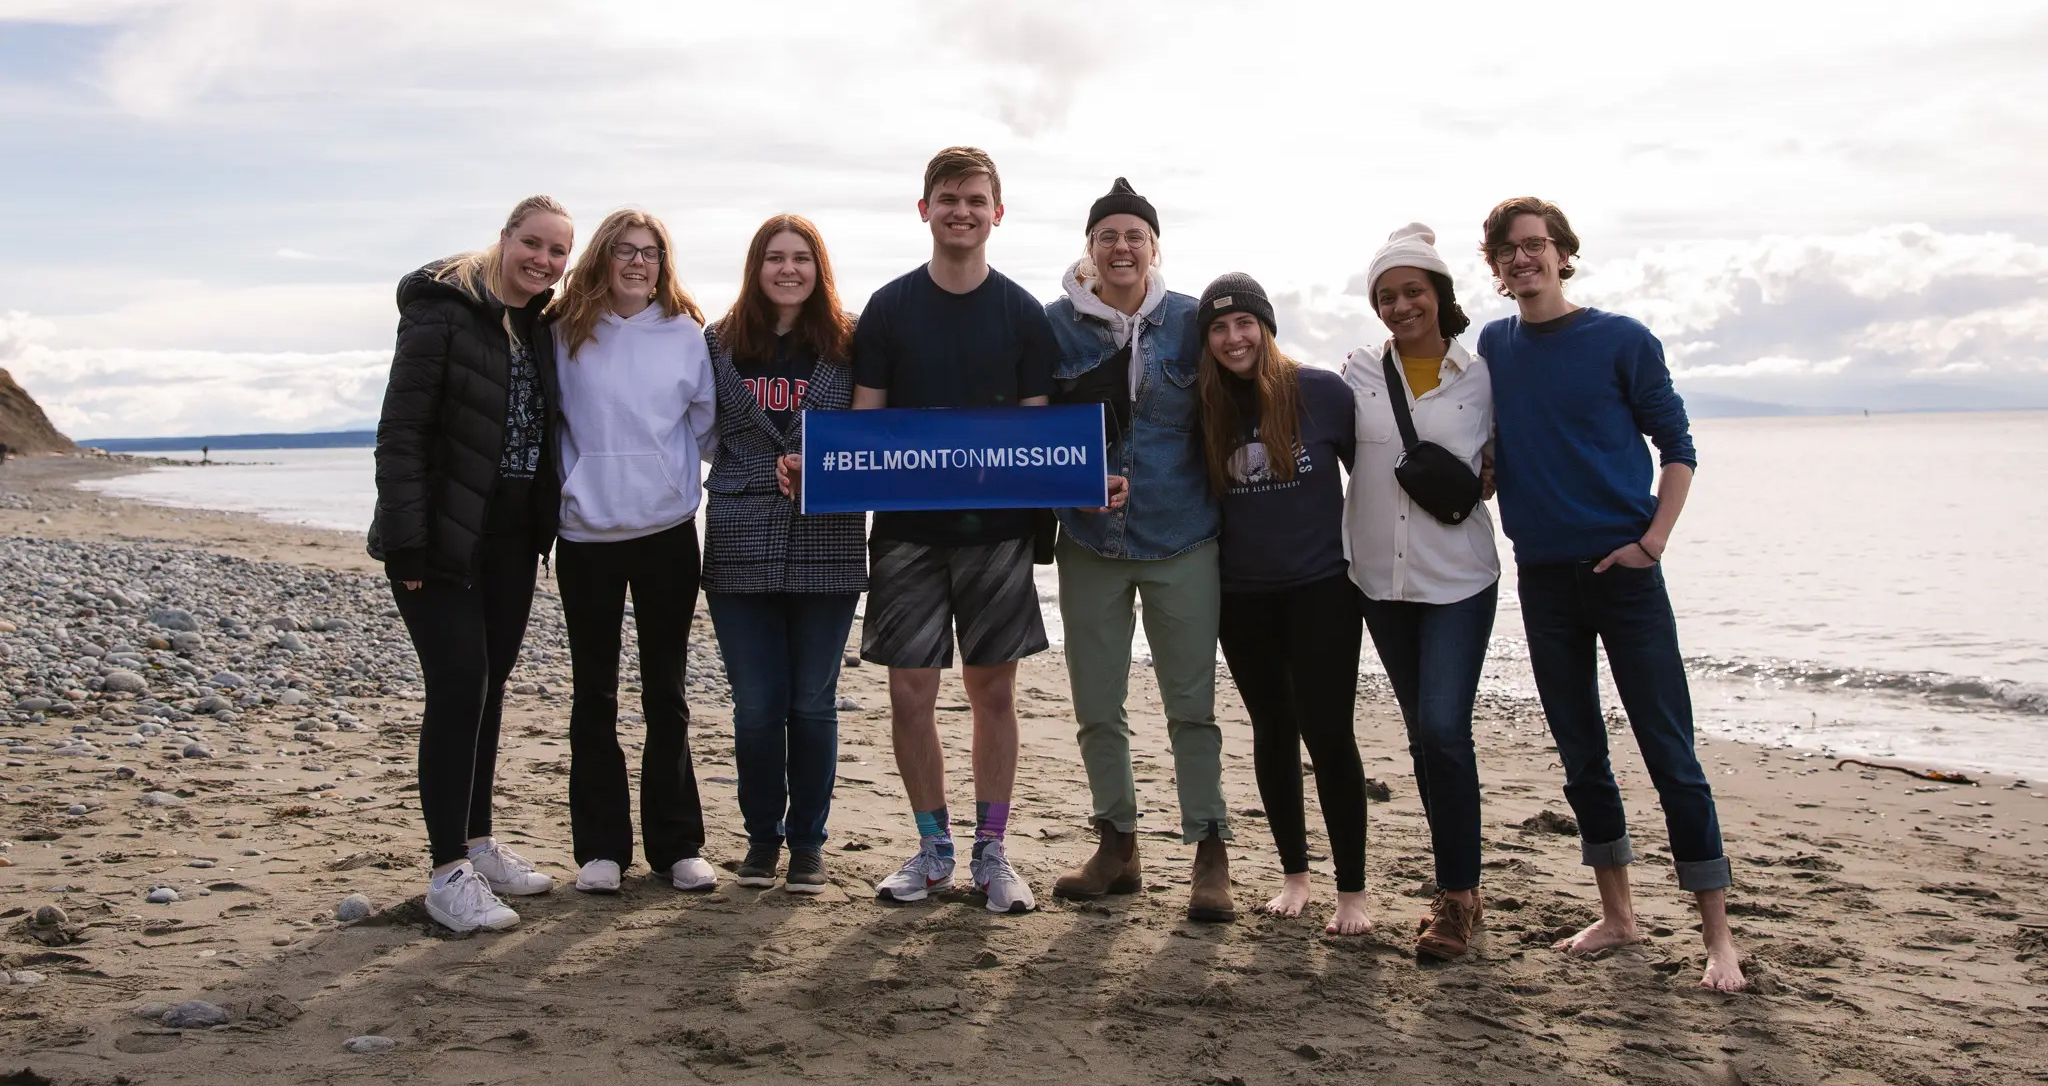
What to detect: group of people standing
<box><xmin>369</xmin><ymin>146</ymin><xmax>1746</xmax><ymax>993</ymax></box>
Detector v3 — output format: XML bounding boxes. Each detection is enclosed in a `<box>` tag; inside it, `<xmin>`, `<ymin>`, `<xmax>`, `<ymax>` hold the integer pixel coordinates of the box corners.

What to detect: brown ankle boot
<box><xmin>1416</xmin><ymin>891</ymin><xmax>1483</xmax><ymax>960</ymax></box>
<box><xmin>1186</xmin><ymin>835</ymin><xmax>1236</xmax><ymax>922</ymax></box>
<box><xmin>1053</xmin><ymin>821</ymin><xmax>1142</xmax><ymax>899</ymax></box>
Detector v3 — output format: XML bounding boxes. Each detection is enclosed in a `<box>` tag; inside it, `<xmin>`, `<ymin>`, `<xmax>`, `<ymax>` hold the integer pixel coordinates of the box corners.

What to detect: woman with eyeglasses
<box><xmin>549</xmin><ymin>208</ymin><xmax>720</xmax><ymax>896</ymax></box>
<box><xmin>372</xmin><ymin>194</ymin><xmax>572</xmax><ymax>933</ymax></box>
<box><xmin>1045</xmin><ymin>179</ymin><xmax>1233</xmax><ymax>923</ymax></box>
<box><xmin>702</xmin><ymin>214</ymin><xmax>866</xmax><ymax>893</ymax></box>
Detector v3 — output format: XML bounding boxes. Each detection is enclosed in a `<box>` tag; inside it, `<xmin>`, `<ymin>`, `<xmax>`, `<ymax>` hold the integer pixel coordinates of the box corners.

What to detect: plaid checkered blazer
<box><xmin>700</xmin><ymin>324</ymin><xmax>868</xmax><ymax>595</ymax></box>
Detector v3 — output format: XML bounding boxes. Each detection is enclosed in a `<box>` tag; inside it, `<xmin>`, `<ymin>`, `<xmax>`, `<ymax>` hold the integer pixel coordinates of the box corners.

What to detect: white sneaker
<box><xmin>874</xmin><ymin>844</ymin><xmax>956</xmax><ymax>902</ymax></box>
<box><xmin>424</xmin><ymin>864</ymin><xmax>519</xmax><ymax>933</ymax></box>
<box><xmin>574</xmin><ymin>859</ymin><xmax>622</xmax><ymax>894</ymax></box>
<box><xmin>468</xmin><ymin>840</ymin><xmax>554</xmax><ymax>896</ymax></box>
<box><xmin>970</xmin><ymin>840</ymin><xmax>1036</xmax><ymax>914</ymax></box>
<box><xmin>669</xmin><ymin>857</ymin><xmax>718</xmax><ymax>892</ymax></box>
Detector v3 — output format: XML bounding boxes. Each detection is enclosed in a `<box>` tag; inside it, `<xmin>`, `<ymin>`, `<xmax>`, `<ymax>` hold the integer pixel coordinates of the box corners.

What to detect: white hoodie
<box><xmin>1062</xmin><ymin>261</ymin><xmax>1165</xmax><ymax>397</ymax></box>
<box><xmin>553</xmin><ymin>306</ymin><xmax>717</xmax><ymax>543</ymax></box>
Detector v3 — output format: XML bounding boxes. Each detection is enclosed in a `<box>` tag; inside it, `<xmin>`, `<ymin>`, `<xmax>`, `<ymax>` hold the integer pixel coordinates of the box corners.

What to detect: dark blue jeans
<box><xmin>1517</xmin><ymin>561</ymin><xmax>1730</xmax><ymax>892</ymax></box>
<box><xmin>706</xmin><ymin>592</ymin><xmax>858</xmax><ymax>851</ymax></box>
<box><xmin>1359</xmin><ymin>581</ymin><xmax>1497</xmax><ymax>892</ymax></box>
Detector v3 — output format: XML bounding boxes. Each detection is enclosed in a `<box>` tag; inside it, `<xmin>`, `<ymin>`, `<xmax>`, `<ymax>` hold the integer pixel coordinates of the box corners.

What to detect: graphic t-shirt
<box><xmin>1216</xmin><ymin>365</ymin><xmax>1355</xmax><ymax>592</ymax></box>
<box><xmin>735</xmin><ymin>332</ymin><xmax>812</xmax><ymax>433</ymax></box>
<box><xmin>850</xmin><ymin>265</ymin><xmax>1058</xmax><ymax>546</ymax></box>
<box><xmin>489</xmin><ymin>312</ymin><xmax>546</xmax><ymax>534</ymax></box>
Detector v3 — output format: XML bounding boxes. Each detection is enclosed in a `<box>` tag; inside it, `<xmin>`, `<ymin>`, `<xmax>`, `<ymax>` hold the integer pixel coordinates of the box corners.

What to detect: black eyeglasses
<box><xmin>1488</xmin><ymin>236</ymin><xmax>1557</xmax><ymax>263</ymax></box>
<box><xmin>1091</xmin><ymin>228</ymin><xmax>1151</xmax><ymax>249</ymax></box>
<box><xmin>611</xmin><ymin>243</ymin><xmax>664</xmax><ymax>264</ymax></box>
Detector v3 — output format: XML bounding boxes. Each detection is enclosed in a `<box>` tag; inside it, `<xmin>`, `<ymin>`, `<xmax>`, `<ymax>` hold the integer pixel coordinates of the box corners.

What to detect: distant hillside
<box><xmin>0</xmin><ymin>368</ymin><xmax>78</xmax><ymax>455</ymax></box>
<box><xmin>84</xmin><ymin>430</ymin><xmax>376</xmax><ymax>453</ymax></box>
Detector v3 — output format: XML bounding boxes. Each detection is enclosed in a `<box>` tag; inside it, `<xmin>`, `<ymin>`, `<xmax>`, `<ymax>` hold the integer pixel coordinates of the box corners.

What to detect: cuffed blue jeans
<box><xmin>1517</xmin><ymin>561</ymin><xmax>1731</xmax><ymax>892</ymax></box>
<box><xmin>1359</xmin><ymin>581</ymin><xmax>1497</xmax><ymax>892</ymax></box>
<box><xmin>706</xmin><ymin>592</ymin><xmax>859</xmax><ymax>851</ymax></box>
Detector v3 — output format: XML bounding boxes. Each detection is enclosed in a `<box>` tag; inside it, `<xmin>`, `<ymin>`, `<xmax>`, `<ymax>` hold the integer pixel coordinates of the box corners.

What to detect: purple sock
<box><xmin>972</xmin><ymin>801</ymin><xmax>1010</xmax><ymax>859</ymax></box>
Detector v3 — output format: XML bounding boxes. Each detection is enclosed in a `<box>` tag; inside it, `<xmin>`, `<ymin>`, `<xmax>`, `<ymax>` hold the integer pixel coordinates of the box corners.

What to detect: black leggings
<box><xmin>393</xmin><ymin>532</ymin><xmax>538</xmax><ymax>867</ymax></box>
<box><xmin>557</xmin><ymin>521</ymin><xmax>704</xmax><ymax>872</ymax></box>
<box><xmin>1218</xmin><ymin>574</ymin><xmax>1367</xmax><ymax>892</ymax></box>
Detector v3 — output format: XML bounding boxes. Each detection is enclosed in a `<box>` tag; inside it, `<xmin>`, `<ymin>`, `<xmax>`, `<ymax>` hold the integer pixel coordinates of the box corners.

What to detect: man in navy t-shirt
<box><xmin>1479</xmin><ymin>196</ymin><xmax>1745</xmax><ymax>992</ymax></box>
<box><xmin>847</xmin><ymin>147</ymin><xmax>1058</xmax><ymax>917</ymax></box>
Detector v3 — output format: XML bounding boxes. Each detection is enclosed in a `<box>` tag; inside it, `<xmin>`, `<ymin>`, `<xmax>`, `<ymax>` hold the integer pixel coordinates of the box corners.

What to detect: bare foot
<box><xmin>1325</xmin><ymin>890</ymin><xmax>1374</xmax><ymax>936</ymax></box>
<box><xmin>1258</xmin><ymin>873</ymin><xmax>1311</xmax><ymax>917</ymax></box>
<box><xmin>1553</xmin><ymin>916</ymin><xmax>1640</xmax><ymax>957</ymax></box>
<box><xmin>1700</xmin><ymin>936</ymin><xmax>1748</xmax><ymax>992</ymax></box>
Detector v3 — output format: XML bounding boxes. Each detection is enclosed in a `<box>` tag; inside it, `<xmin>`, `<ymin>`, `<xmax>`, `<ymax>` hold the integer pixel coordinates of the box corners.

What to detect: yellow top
<box><xmin>1402</xmin><ymin>356</ymin><xmax>1444</xmax><ymax>397</ymax></box>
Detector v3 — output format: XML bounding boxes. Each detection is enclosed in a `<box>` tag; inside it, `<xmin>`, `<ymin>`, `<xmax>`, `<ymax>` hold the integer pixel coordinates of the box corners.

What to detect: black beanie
<box><xmin>1196</xmin><ymin>272</ymin><xmax>1275</xmax><ymax>336</ymax></box>
<box><xmin>1086</xmin><ymin>177</ymin><xmax>1160</xmax><ymax>237</ymax></box>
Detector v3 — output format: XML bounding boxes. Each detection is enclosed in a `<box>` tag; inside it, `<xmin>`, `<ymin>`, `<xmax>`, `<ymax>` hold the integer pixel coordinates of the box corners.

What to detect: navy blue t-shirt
<box><xmin>1216</xmin><ymin>365</ymin><xmax>1355</xmax><ymax>592</ymax></box>
<box><xmin>850</xmin><ymin>265</ymin><xmax>1058</xmax><ymax>546</ymax></box>
<box><xmin>735</xmin><ymin>332</ymin><xmax>812</xmax><ymax>433</ymax></box>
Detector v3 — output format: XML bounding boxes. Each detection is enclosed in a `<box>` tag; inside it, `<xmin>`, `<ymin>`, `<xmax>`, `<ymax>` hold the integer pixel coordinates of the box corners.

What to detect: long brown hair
<box><xmin>551</xmin><ymin>208</ymin><xmax>704</xmax><ymax>359</ymax></box>
<box><xmin>716</xmin><ymin>214</ymin><xmax>855</xmax><ymax>366</ymax></box>
<box><xmin>1198</xmin><ymin>323</ymin><xmax>1302</xmax><ymax>496</ymax></box>
<box><xmin>434</xmin><ymin>194</ymin><xmax>570</xmax><ymax>304</ymax></box>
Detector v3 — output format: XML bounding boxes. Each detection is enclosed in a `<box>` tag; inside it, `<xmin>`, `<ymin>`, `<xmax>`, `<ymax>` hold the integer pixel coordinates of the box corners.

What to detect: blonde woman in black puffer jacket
<box><xmin>369</xmin><ymin>194</ymin><xmax>571</xmax><ymax>934</ymax></box>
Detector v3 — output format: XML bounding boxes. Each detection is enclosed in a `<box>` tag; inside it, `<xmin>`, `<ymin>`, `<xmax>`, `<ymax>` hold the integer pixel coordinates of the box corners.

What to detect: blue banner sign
<box><xmin>801</xmin><ymin>405</ymin><xmax>1107</xmax><ymax>514</ymax></box>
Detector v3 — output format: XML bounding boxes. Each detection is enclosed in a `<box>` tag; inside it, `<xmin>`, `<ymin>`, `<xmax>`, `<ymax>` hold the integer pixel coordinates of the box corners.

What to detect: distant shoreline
<box><xmin>69</xmin><ymin>405</ymin><xmax>2048</xmax><ymax>453</ymax></box>
<box><xmin>78</xmin><ymin>429</ymin><xmax>375</xmax><ymax>453</ymax></box>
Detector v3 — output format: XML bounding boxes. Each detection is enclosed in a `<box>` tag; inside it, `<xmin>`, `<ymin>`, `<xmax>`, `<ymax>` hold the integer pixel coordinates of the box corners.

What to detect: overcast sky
<box><xmin>3</xmin><ymin>0</ymin><xmax>2046</xmax><ymax>437</ymax></box>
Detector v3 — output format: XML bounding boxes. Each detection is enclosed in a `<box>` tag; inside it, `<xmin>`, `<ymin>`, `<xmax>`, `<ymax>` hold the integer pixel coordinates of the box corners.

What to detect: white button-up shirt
<box><xmin>1342</xmin><ymin>339</ymin><xmax>1501</xmax><ymax>604</ymax></box>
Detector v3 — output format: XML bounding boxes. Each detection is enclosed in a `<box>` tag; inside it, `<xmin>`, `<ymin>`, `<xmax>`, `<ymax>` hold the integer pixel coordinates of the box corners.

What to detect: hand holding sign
<box><xmin>777</xmin><ymin>453</ymin><xmax>802</xmax><ymax>500</ymax></box>
<box><xmin>1082</xmin><ymin>474</ymin><xmax>1129</xmax><ymax>514</ymax></box>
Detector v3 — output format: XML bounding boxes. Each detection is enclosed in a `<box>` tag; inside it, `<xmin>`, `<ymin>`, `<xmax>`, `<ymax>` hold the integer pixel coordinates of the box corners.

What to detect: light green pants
<box><xmin>1056</xmin><ymin>534</ymin><xmax>1229</xmax><ymax>843</ymax></box>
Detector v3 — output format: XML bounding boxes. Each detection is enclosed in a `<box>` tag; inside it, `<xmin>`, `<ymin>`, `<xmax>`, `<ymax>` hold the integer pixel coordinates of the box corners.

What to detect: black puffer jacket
<box><xmin>366</xmin><ymin>263</ymin><xmax>563</xmax><ymax>584</ymax></box>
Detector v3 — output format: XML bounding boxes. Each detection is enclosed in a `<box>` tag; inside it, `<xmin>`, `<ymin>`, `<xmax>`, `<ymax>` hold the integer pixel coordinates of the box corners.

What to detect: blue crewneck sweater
<box><xmin>1479</xmin><ymin>308</ymin><xmax>1696</xmax><ymax>565</ymax></box>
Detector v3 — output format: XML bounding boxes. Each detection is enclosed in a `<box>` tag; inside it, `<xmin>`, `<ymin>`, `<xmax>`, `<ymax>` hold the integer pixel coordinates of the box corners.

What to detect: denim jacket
<box><xmin>1047</xmin><ymin>289</ymin><xmax>1220</xmax><ymax>560</ymax></box>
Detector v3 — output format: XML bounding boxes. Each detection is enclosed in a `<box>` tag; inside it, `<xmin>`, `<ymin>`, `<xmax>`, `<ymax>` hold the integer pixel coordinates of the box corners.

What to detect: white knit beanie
<box><xmin>1365</xmin><ymin>222</ymin><xmax>1452</xmax><ymax>297</ymax></box>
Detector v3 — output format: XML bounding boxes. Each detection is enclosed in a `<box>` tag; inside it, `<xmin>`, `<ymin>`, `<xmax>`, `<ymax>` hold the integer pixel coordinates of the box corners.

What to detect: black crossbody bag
<box><xmin>1380</xmin><ymin>350</ymin><xmax>1482</xmax><ymax>525</ymax></box>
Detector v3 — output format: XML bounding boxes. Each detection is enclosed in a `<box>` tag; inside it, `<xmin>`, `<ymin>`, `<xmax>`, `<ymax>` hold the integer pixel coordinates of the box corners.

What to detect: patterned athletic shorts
<box><xmin>859</xmin><ymin>537</ymin><xmax>1048</xmax><ymax>669</ymax></box>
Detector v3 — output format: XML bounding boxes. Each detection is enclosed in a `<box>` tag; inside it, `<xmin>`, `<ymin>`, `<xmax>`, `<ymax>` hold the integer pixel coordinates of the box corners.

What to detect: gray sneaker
<box><xmin>785</xmin><ymin>848</ymin><xmax>826</xmax><ymax>894</ymax></box>
<box><xmin>875</xmin><ymin>844</ymin><xmax>955</xmax><ymax>902</ymax></box>
<box><xmin>969</xmin><ymin>839</ymin><xmax>1036</xmax><ymax>915</ymax></box>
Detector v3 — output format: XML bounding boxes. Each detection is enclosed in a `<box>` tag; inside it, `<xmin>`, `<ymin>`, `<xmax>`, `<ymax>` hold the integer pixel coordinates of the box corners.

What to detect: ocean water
<box><xmin>79</xmin><ymin>411</ymin><xmax>2048</xmax><ymax>777</ymax></box>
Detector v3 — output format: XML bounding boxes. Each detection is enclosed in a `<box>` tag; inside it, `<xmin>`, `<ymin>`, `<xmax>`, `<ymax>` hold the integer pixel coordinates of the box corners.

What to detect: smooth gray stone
<box><xmin>148</xmin><ymin>608</ymin><xmax>199</xmax><ymax>632</ymax></box>
<box><xmin>161</xmin><ymin>1000</ymin><xmax>230</xmax><ymax>1029</ymax></box>
<box><xmin>101</xmin><ymin>669</ymin><xmax>149</xmax><ymax>694</ymax></box>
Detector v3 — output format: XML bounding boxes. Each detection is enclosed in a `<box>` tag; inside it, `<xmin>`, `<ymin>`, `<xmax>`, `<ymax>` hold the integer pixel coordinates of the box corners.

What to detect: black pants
<box><xmin>557</xmin><ymin>521</ymin><xmax>705</xmax><ymax>872</ymax></box>
<box><xmin>1218</xmin><ymin>574</ymin><xmax>1368</xmax><ymax>892</ymax></box>
<box><xmin>393</xmin><ymin>532</ymin><xmax>538</xmax><ymax>868</ymax></box>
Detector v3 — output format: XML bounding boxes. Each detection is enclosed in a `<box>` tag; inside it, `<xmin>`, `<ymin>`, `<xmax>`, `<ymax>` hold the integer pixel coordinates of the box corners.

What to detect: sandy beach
<box><xmin>3</xmin><ymin>454</ymin><xmax>2046</xmax><ymax>1085</ymax></box>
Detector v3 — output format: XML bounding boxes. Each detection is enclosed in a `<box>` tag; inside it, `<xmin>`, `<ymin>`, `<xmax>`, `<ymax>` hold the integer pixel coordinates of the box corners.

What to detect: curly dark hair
<box><xmin>1481</xmin><ymin>196</ymin><xmax>1580</xmax><ymax>298</ymax></box>
<box><xmin>1425</xmin><ymin>271</ymin><xmax>1470</xmax><ymax>338</ymax></box>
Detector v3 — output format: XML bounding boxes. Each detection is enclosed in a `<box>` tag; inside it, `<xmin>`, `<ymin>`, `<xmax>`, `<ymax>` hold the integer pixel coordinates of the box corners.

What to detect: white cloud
<box><xmin>5</xmin><ymin>1</ymin><xmax>2048</xmax><ymax>429</ymax></box>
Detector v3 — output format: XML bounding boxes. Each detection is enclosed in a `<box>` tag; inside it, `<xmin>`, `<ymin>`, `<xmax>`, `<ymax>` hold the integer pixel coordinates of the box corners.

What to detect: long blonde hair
<box><xmin>433</xmin><ymin>195</ymin><xmax>571</xmax><ymax>304</ymax></box>
<box><xmin>552</xmin><ymin>208</ymin><xmax>704</xmax><ymax>359</ymax></box>
<box><xmin>1198</xmin><ymin>323</ymin><xmax>1302</xmax><ymax>496</ymax></box>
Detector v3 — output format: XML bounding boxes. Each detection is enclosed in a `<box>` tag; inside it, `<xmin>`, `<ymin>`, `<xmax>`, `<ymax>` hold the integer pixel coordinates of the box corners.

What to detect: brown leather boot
<box><xmin>1053</xmin><ymin>820</ymin><xmax>1142</xmax><ymax>899</ymax></box>
<box><xmin>1186</xmin><ymin>835</ymin><xmax>1236</xmax><ymax>922</ymax></box>
<box><xmin>1416</xmin><ymin>891</ymin><xmax>1483</xmax><ymax>960</ymax></box>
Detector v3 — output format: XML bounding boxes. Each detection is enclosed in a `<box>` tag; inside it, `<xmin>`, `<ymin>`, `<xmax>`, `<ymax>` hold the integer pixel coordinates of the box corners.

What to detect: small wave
<box><xmin>1689</xmin><ymin>656</ymin><xmax>2048</xmax><ymax>716</ymax></box>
